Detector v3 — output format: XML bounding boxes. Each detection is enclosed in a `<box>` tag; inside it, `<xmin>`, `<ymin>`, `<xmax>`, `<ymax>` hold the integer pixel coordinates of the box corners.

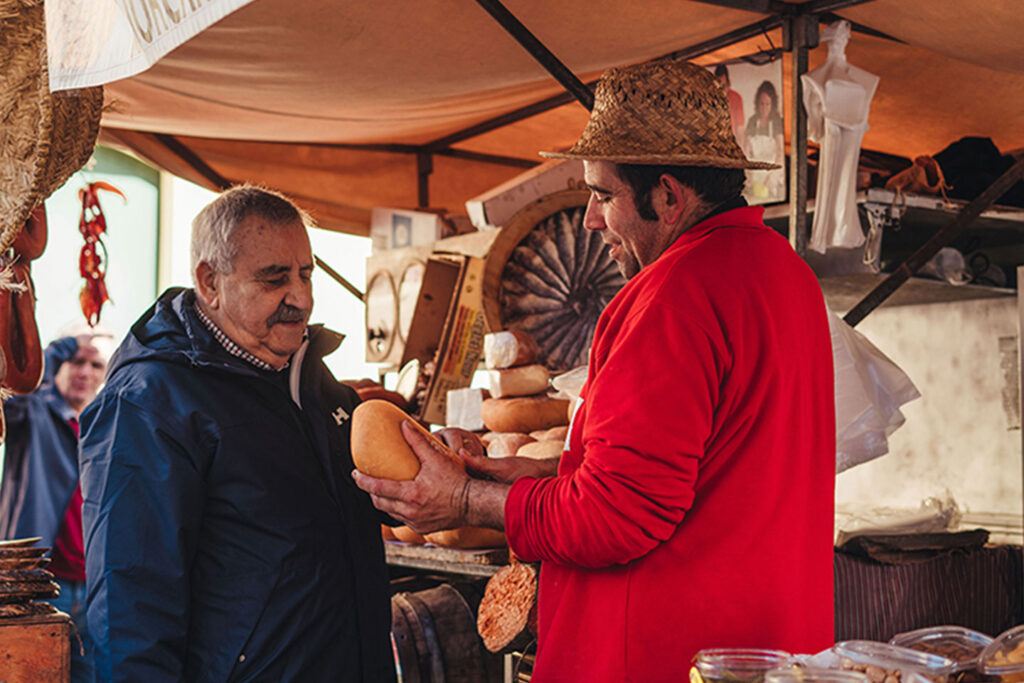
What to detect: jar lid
<box><xmin>833</xmin><ymin>640</ymin><xmax>955</xmax><ymax>676</ymax></box>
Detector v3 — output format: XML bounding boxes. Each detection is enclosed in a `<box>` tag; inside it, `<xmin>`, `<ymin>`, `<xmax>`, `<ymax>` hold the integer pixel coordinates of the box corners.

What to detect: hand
<box><xmin>434</xmin><ymin>428</ymin><xmax>485</xmax><ymax>459</ymax></box>
<box><xmin>352</xmin><ymin>420</ymin><xmax>472</xmax><ymax>533</ymax></box>
<box><xmin>462</xmin><ymin>453</ymin><xmax>559</xmax><ymax>484</ymax></box>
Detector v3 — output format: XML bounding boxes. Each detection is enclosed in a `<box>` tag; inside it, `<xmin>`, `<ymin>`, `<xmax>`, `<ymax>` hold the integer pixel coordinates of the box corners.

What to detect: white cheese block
<box><xmin>488</xmin><ymin>364</ymin><xmax>550</xmax><ymax>399</ymax></box>
<box><xmin>484</xmin><ymin>330</ymin><xmax>539</xmax><ymax>369</ymax></box>
<box><xmin>445</xmin><ymin>387</ymin><xmax>489</xmax><ymax>431</ymax></box>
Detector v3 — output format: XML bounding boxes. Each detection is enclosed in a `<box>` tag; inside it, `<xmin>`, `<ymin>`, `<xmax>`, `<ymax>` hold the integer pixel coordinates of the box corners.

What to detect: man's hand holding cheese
<box><xmin>351</xmin><ymin>402</ymin><xmax>514</xmax><ymax>533</ymax></box>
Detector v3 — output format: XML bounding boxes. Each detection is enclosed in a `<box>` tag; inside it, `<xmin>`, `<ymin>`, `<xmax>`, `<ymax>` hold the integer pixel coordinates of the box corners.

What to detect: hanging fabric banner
<box><xmin>46</xmin><ymin>0</ymin><xmax>253</xmax><ymax>92</ymax></box>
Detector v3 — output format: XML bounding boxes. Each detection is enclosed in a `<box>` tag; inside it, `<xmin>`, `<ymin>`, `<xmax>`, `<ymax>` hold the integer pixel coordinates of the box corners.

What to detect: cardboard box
<box><xmin>401</xmin><ymin>254</ymin><xmax>488</xmax><ymax>425</ymax></box>
<box><xmin>465</xmin><ymin>159</ymin><xmax>585</xmax><ymax>230</ymax></box>
<box><xmin>370</xmin><ymin>207</ymin><xmax>447</xmax><ymax>252</ymax></box>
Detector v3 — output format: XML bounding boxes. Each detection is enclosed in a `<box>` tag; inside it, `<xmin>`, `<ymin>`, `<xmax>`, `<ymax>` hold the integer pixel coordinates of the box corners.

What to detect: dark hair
<box><xmin>755</xmin><ymin>80</ymin><xmax>779</xmax><ymax>116</ymax></box>
<box><xmin>714</xmin><ymin>64</ymin><xmax>730</xmax><ymax>85</ymax></box>
<box><xmin>614</xmin><ymin>164</ymin><xmax>746</xmax><ymax>220</ymax></box>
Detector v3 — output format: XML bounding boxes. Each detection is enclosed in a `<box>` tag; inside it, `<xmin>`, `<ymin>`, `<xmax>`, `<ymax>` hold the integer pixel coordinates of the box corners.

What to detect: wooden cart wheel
<box><xmin>482</xmin><ymin>190</ymin><xmax>625</xmax><ymax>371</ymax></box>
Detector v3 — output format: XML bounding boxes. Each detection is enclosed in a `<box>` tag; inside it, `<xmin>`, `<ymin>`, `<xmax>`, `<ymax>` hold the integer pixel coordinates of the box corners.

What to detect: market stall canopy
<box><xmin>59</xmin><ymin>0</ymin><xmax>1024</xmax><ymax>235</ymax></box>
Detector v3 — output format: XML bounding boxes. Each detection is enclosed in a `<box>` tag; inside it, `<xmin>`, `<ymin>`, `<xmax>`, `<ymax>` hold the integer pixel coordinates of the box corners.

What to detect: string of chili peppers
<box><xmin>78</xmin><ymin>181</ymin><xmax>125</xmax><ymax>326</ymax></box>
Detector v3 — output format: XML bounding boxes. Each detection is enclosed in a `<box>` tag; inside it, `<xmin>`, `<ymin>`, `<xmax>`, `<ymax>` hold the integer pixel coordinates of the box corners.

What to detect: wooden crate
<box><xmin>0</xmin><ymin>613</ymin><xmax>71</xmax><ymax>683</ymax></box>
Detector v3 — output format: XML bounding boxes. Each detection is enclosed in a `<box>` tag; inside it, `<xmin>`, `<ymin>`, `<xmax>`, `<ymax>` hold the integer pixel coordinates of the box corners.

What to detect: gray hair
<box><xmin>190</xmin><ymin>185</ymin><xmax>311</xmax><ymax>284</ymax></box>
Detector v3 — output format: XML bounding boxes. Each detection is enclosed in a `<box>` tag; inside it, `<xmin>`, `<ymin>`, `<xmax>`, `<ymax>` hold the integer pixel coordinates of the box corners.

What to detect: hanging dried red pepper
<box><xmin>78</xmin><ymin>181</ymin><xmax>125</xmax><ymax>326</ymax></box>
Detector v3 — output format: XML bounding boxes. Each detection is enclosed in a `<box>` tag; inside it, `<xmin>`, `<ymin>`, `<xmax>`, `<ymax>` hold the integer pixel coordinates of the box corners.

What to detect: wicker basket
<box><xmin>0</xmin><ymin>0</ymin><xmax>103</xmax><ymax>252</ymax></box>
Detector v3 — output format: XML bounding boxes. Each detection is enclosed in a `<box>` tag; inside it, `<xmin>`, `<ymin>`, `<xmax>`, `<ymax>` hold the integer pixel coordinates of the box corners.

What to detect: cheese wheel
<box><xmin>487</xmin><ymin>364</ymin><xmax>550</xmax><ymax>398</ymax></box>
<box><xmin>481</xmin><ymin>395</ymin><xmax>570</xmax><ymax>434</ymax></box>
<box><xmin>424</xmin><ymin>526</ymin><xmax>507</xmax><ymax>549</ymax></box>
<box><xmin>528</xmin><ymin>425</ymin><xmax>568</xmax><ymax>442</ymax></box>
<box><xmin>351</xmin><ymin>399</ymin><xmax>462</xmax><ymax>480</ymax></box>
<box><xmin>486</xmin><ymin>432</ymin><xmax>535</xmax><ymax>457</ymax></box>
<box><xmin>515</xmin><ymin>440</ymin><xmax>565</xmax><ymax>460</ymax></box>
<box><xmin>392</xmin><ymin>526</ymin><xmax>427</xmax><ymax>544</ymax></box>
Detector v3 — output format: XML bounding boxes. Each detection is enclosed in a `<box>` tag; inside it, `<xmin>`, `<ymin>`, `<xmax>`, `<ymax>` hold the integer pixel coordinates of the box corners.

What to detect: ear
<box><xmin>655</xmin><ymin>174</ymin><xmax>691</xmax><ymax>226</ymax></box>
<box><xmin>195</xmin><ymin>261</ymin><xmax>221</xmax><ymax>310</ymax></box>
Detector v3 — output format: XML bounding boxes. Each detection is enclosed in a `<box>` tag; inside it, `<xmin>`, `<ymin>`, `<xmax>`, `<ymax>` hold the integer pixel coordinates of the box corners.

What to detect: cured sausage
<box><xmin>1</xmin><ymin>262</ymin><xmax>44</xmax><ymax>395</ymax></box>
<box><xmin>12</xmin><ymin>205</ymin><xmax>47</xmax><ymax>261</ymax></box>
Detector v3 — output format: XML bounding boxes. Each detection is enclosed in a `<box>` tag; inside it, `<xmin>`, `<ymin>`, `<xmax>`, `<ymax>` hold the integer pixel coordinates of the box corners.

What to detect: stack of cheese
<box><xmin>0</xmin><ymin>538</ymin><xmax>59</xmax><ymax>618</ymax></box>
<box><xmin>479</xmin><ymin>331</ymin><xmax>570</xmax><ymax>460</ymax></box>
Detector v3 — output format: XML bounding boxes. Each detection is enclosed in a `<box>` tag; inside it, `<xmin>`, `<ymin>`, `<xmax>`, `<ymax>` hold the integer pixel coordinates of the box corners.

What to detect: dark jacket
<box><xmin>80</xmin><ymin>288</ymin><xmax>395</xmax><ymax>682</ymax></box>
<box><xmin>0</xmin><ymin>337</ymin><xmax>80</xmax><ymax>548</ymax></box>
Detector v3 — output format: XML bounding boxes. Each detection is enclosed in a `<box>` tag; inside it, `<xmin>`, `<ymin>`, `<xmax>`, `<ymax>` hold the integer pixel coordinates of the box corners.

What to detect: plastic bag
<box><xmin>830</xmin><ymin>308</ymin><xmax>921</xmax><ymax>473</ymax></box>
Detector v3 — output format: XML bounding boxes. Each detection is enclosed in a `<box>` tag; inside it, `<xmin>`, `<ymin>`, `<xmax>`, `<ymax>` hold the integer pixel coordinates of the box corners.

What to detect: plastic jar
<box><xmin>980</xmin><ymin>625</ymin><xmax>1024</xmax><ymax>683</ymax></box>
<box><xmin>833</xmin><ymin>640</ymin><xmax>956</xmax><ymax>683</ymax></box>
<box><xmin>693</xmin><ymin>649</ymin><xmax>793</xmax><ymax>683</ymax></box>
<box><xmin>890</xmin><ymin>626</ymin><xmax>994</xmax><ymax>674</ymax></box>
<box><xmin>765</xmin><ymin>668</ymin><xmax>871</xmax><ymax>683</ymax></box>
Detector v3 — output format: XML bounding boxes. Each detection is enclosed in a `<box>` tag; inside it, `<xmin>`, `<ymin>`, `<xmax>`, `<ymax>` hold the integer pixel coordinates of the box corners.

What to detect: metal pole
<box><xmin>785</xmin><ymin>15</ymin><xmax>811</xmax><ymax>257</ymax></box>
<box><xmin>314</xmin><ymin>255</ymin><xmax>364</xmax><ymax>302</ymax></box>
<box><xmin>473</xmin><ymin>0</ymin><xmax>594</xmax><ymax>111</ymax></box>
<box><xmin>417</xmin><ymin>151</ymin><xmax>433</xmax><ymax>208</ymax></box>
<box><xmin>844</xmin><ymin>155</ymin><xmax>1024</xmax><ymax>327</ymax></box>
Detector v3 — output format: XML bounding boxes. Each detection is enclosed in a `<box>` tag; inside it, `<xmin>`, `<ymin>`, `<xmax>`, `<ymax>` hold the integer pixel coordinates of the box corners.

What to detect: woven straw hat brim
<box><xmin>539</xmin><ymin>150</ymin><xmax>780</xmax><ymax>170</ymax></box>
<box><xmin>0</xmin><ymin>0</ymin><xmax>103</xmax><ymax>251</ymax></box>
<box><xmin>540</xmin><ymin>60</ymin><xmax>781</xmax><ymax>172</ymax></box>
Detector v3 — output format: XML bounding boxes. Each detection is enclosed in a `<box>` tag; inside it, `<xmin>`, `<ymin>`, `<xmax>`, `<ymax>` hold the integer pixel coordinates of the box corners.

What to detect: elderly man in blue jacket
<box><xmin>79</xmin><ymin>185</ymin><xmax>395</xmax><ymax>682</ymax></box>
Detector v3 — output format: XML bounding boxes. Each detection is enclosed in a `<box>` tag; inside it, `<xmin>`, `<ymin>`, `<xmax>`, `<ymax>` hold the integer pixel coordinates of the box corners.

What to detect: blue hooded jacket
<box><xmin>0</xmin><ymin>336</ymin><xmax>81</xmax><ymax>549</ymax></box>
<box><xmin>80</xmin><ymin>288</ymin><xmax>395</xmax><ymax>682</ymax></box>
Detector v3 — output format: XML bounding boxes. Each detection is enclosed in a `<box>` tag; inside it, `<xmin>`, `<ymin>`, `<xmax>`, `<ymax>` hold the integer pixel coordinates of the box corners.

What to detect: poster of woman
<box><xmin>709</xmin><ymin>59</ymin><xmax>786</xmax><ymax>205</ymax></box>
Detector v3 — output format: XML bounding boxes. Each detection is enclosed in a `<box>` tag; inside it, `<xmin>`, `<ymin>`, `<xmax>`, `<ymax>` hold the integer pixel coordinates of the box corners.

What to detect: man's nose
<box><xmin>285</xmin><ymin>276</ymin><xmax>313</xmax><ymax>310</ymax></box>
<box><xmin>582</xmin><ymin>196</ymin><xmax>604</xmax><ymax>232</ymax></box>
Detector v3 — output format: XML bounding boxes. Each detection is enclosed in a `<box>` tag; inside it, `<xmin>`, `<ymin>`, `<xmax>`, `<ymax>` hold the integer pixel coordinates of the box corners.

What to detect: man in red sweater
<box><xmin>354</xmin><ymin>60</ymin><xmax>835</xmax><ymax>682</ymax></box>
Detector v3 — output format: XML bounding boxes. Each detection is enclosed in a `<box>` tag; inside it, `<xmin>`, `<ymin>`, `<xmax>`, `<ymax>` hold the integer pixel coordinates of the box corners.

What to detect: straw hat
<box><xmin>541</xmin><ymin>60</ymin><xmax>779</xmax><ymax>170</ymax></box>
<box><xmin>0</xmin><ymin>0</ymin><xmax>103</xmax><ymax>252</ymax></box>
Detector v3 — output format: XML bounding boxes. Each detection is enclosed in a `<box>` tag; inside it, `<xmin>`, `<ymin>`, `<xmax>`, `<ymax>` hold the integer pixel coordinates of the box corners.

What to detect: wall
<box><xmin>835</xmin><ymin>295</ymin><xmax>1022</xmax><ymax>540</ymax></box>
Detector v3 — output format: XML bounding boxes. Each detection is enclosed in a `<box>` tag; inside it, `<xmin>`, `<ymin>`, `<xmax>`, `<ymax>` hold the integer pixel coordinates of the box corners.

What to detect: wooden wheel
<box><xmin>482</xmin><ymin>190</ymin><xmax>625</xmax><ymax>371</ymax></box>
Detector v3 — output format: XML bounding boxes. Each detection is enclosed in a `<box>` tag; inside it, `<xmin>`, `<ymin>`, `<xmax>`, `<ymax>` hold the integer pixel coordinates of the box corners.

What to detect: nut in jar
<box><xmin>833</xmin><ymin>641</ymin><xmax>956</xmax><ymax>683</ymax></box>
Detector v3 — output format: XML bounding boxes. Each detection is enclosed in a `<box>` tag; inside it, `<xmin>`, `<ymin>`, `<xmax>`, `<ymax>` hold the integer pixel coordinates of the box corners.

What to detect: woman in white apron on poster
<box><xmin>744</xmin><ymin>80</ymin><xmax>786</xmax><ymax>202</ymax></box>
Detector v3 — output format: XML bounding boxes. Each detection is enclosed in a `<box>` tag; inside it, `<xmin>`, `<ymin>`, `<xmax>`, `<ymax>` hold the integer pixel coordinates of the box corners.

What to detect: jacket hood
<box><xmin>107</xmin><ymin>288</ymin><xmax>342</xmax><ymax>382</ymax></box>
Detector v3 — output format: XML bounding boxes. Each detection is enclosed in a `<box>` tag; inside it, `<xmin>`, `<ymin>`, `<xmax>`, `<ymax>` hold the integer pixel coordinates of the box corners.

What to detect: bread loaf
<box><xmin>486</xmin><ymin>432</ymin><xmax>535</xmax><ymax>457</ymax></box>
<box><xmin>424</xmin><ymin>526</ymin><xmax>506</xmax><ymax>549</ymax></box>
<box><xmin>487</xmin><ymin>364</ymin><xmax>550</xmax><ymax>398</ymax></box>
<box><xmin>484</xmin><ymin>330</ymin><xmax>539</xmax><ymax>369</ymax></box>
<box><xmin>481</xmin><ymin>395</ymin><xmax>570</xmax><ymax>434</ymax></box>
<box><xmin>351</xmin><ymin>399</ymin><xmax>463</xmax><ymax>480</ymax></box>
<box><xmin>515</xmin><ymin>440</ymin><xmax>565</xmax><ymax>460</ymax></box>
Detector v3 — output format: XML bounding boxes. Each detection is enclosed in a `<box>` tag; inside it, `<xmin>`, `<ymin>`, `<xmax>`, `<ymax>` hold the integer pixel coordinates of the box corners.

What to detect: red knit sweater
<box><xmin>505</xmin><ymin>206</ymin><xmax>836</xmax><ymax>682</ymax></box>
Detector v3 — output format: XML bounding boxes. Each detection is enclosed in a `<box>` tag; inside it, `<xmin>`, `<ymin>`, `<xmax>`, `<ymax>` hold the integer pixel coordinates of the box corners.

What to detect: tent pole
<box><xmin>473</xmin><ymin>0</ymin><xmax>594</xmax><ymax>111</ymax></box>
<box><xmin>844</xmin><ymin>155</ymin><xmax>1024</xmax><ymax>327</ymax></box>
<box><xmin>784</xmin><ymin>15</ymin><xmax>814</xmax><ymax>257</ymax></box>
<box><xmin>417</xmin><ymin>151</ymin><xmax>433</xmax><ymax>208</ymax></box>
<box><xmin>154</xmin><ymin>133</ymin><xmax>231</xmax><ymax>191</ymax></box>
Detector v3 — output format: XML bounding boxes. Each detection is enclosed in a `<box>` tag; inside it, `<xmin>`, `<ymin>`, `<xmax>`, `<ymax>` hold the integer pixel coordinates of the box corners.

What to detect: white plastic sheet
<box><xmin>830</xmin><ymin>307</ymin><xmax>920</xmax><ymax>473</ymax></box>
<box><xmin>46</xmin><ymin>0</ymin><xmax>253</xmax><ymax>92</ymax></box>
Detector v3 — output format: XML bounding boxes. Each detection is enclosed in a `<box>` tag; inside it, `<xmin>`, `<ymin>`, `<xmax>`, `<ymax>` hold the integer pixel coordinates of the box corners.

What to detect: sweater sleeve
<box><xmin>505</xmin><ymin>299</ymin><xmax>726</xmax><ymax>568</ymax></box>
<box><xmin>80</xmin><ymin>393</ymin><xmax>205</xmax><ymax>683</ymax></box>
